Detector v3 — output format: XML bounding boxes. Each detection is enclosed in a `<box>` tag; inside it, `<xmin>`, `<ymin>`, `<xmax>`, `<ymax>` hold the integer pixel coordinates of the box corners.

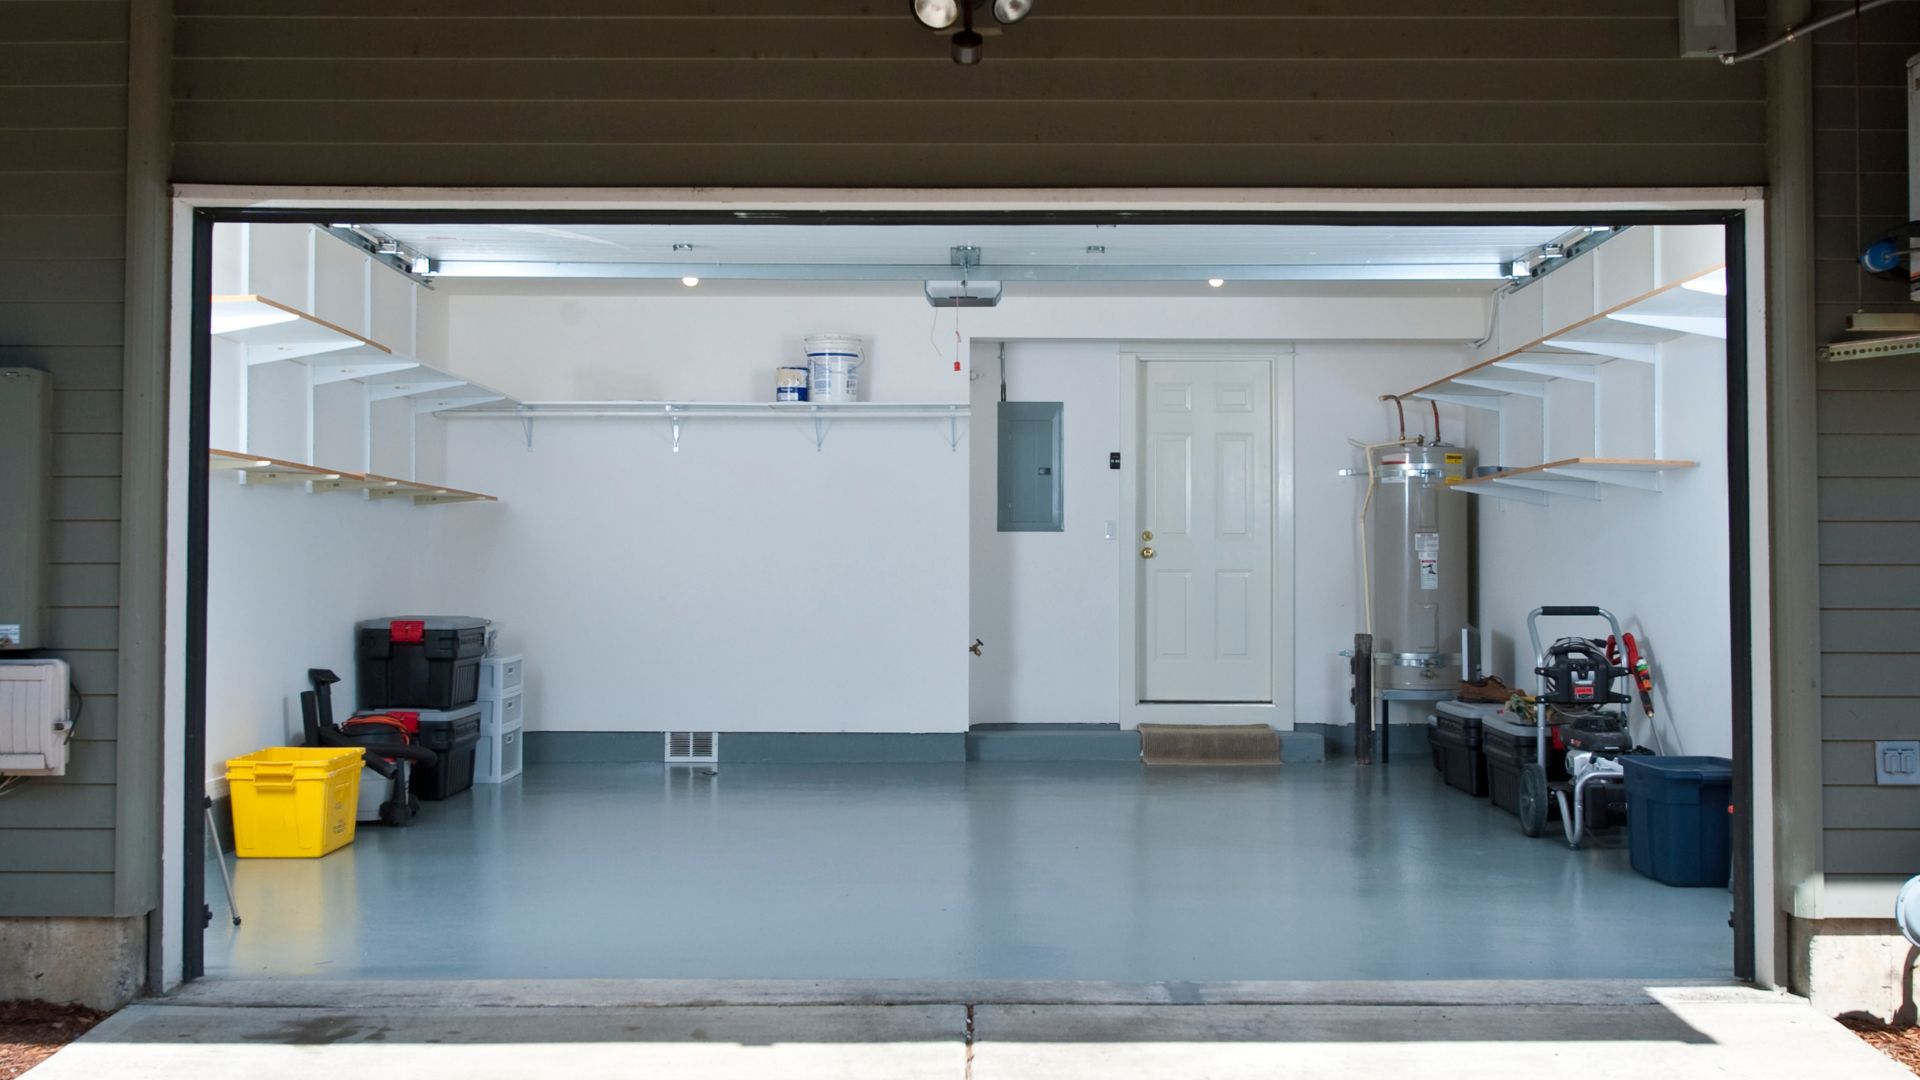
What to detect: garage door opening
<box><xmin>170</xmin><ymin>200</ymin><xmax>1759</xmax><ymax>987</ymax></box>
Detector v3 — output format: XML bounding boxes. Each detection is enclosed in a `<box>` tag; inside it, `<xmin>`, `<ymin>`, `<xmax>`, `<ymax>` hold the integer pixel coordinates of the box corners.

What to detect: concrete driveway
<box><xmin>23</xmin><ymin>980</ymin><xmax>1912</xmax><ymax>1079</ymax></box>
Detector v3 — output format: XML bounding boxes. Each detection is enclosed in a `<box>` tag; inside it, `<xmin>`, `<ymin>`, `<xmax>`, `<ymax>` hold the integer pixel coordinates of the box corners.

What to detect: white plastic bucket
<box><xmin>804</xmin><ymin>334</ymin><xmax>864</xmax><ymax>403</ymax></box>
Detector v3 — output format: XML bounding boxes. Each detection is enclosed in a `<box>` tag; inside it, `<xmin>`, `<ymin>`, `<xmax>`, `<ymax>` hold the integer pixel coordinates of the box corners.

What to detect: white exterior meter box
<box><xmin>0</xmin><ymin>659</ymin><xmax>71</xmax><ymax>776</ymax></box>
<box><xmin>476</xmin><ymin>654</ymin><xmax>524</xmax><ymax>783</ymax></box>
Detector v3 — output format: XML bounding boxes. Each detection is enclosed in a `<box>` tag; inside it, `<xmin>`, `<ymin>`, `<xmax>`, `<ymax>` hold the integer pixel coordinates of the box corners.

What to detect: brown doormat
<box><xmin>1138</xmin><ymin>723</ymin><xmax>1281</xmax><ymax>765</ymax></box>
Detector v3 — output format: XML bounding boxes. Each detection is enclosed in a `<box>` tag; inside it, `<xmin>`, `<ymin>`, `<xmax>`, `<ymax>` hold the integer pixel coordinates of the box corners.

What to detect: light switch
<box><xmin>1876</xmin><ymin>741</ymin><xmax>1920</xmax><ymax>785</ymax></box>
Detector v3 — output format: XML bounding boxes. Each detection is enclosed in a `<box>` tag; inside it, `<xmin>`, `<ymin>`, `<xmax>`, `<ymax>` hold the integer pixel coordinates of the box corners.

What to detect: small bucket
<box><xmin>804</xmin><ymin>334</ymin><xmax>864</xmax><ymax>403</ymax></box>
<box><xmin>775</xmin><ymin>366</ymin><xmax>810</xmax><ymax>403</ymax></box>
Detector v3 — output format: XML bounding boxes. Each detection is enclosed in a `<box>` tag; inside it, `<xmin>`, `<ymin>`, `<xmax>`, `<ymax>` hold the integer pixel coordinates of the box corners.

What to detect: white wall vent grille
<box><xmin>664</xmin><ymin>731</ymin><xmax>718</xmax><ymax>763</ymax></box>
<box><xmin>0</xmin><ymin>659</ymin><xmax>69</xmax><ymax>776</ymax></box>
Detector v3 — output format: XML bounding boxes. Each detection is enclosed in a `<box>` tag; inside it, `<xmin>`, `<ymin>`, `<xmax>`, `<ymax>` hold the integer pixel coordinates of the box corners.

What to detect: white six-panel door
<box><xmin>1139</xmin><ymin>358</ymin><xmax>1274</xmax><ymax>703</ymax></box>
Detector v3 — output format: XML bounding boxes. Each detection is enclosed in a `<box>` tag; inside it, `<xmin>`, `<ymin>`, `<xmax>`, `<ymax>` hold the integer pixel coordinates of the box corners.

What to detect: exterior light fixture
<box><xmin>681</xmin><ymin>276</ymin><xmax>701</xmax><ymax>287</ymax></box>
<box><xmin>1207</xmin><ymin>278</ymin><xmax>1226</xmax><ymax>288</ymax></box>
<box><xmin>913</xmin><ymin>0</ymin><xmax>1033</xmax><ymax>65</ymax></box>
<box><xmin>913</xmin><ymin>0</ymin><xmax>960</xmax><ymax>28</ymax></box>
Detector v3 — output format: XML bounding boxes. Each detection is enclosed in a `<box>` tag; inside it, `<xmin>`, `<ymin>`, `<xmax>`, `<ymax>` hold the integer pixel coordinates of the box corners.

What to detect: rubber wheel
<box><xmin>378</xmin><ymin>801</ymin><xmax>406</xmax><ymax>827</ymax></box>
<box><xmin>1517</xmin><ymin>766</ymin><xmax>1549</xmax><ymax>838</ymax></box>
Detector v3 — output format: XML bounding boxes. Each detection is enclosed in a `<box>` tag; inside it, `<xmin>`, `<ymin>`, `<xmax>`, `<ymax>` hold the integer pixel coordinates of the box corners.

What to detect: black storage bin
<box><xmin>409</xmin><ymin>706</ymin><xmax>482</xmax><ymax>801</ymax></box>
<box><xmin>1482</xmin><ymin>713</ymin><xmax>1569</xmax><ymax>817</ymax></box>
<box><xmin>1431</xmin><ymin>710</ymin><xmax>1488</xmax><ymax>797</ymax></box>
<box><xmin>356</xmin><ymin>616</ymin><xmax>489</xmax><ymax>710</ymax></box>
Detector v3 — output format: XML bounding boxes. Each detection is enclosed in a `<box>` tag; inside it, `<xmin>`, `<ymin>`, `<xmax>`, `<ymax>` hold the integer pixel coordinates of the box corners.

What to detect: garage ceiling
<box><xmin>362</xmin><ymin>222</ymin><xmax>1590</xmax><ymax>283</ymax></box>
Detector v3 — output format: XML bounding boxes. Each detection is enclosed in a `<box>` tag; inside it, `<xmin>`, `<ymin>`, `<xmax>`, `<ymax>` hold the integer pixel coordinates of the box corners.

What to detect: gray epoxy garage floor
<box><xmin>205</xmin><ymin>760</ymin><xmax>1732</xmax><ymax>982</ymax></box>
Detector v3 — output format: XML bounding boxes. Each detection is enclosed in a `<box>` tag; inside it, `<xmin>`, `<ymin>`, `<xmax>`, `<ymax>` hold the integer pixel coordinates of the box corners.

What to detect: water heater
<box><xmin>1367</xmin><ymin>443</ymin><xmax>1474</xmax><ymax>690</ymax></box>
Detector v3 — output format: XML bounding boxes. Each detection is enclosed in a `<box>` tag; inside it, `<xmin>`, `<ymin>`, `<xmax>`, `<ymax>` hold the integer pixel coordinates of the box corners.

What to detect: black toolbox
<box><xmin>1431</xmin><ymin>701</ymin><xmax>1492</xmax><ymax>797</ymax></box>
<box><xmin>1481</xmin><ymin>711</ymin><xmax>1569</xmax><ymax>817</ymax></box>
<box><xmin>356</xmin><ymin>616</ymin><xmax>489</xmax><ymax>710</ymax></box>
<box><xmin>407</xmin><ymin>705</ymin><xmax>482</xmax><ymax>801</ymax></box>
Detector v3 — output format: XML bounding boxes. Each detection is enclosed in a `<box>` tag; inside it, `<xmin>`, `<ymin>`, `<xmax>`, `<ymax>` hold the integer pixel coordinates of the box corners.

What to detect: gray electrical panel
<box><xmin>0</xmin><ymin>369</ymin><xmax>52</xmax><ymax>650</ymax></box>
<box><xmin>997</xmin><ymin>401</ymin><xmax>1064</xmax><ymax>532</ymax></box>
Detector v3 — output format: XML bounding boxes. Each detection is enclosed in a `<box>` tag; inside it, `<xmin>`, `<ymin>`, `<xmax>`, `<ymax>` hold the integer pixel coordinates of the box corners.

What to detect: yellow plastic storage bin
<box><xmin>226</xmin><ymin>747</ymin><xmax>365</xmax><ymax>858</ymax></box>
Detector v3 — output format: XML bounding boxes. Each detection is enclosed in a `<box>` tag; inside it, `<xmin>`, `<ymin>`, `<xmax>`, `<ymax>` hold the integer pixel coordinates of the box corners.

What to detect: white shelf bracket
<box><xmin>1454</xmin><ymin>485</ymin><xmax>1550</xmax><ymax>507</ymax></box>
<box><xmin>520</xmin><ymin>416</ymin><xmax>534</xmax><ymax>449</ymax></box>
<box><xmin>1418</xmin><ymin>391</ymin><xmax>1506</xmax><ymax>413</ymax></box>
<box><xmin>1494</xmin><ymin>476</ymin><xmax>1602</xmax><ymax>501</ymax></box>
<box><xmin>947</xmin><ymin>406</ymin><xmax>964</xmax><ymax>451</ymax></box>
<box><xmin>1493</xmin><ymin>360</ymin><xmax>1601</xmax><ymax>384</ymax></box>
<box><xmin>667</xmin><ymin>405</ymin><xmax>681</xmax><ymax>453</ymax></box>
<box><xmin>1544</xmin><ymin>338</ymin><xmax>1661</xmax><ymax>365</ymax></box>
<box><xmin>1452</xmin><ymin>376</ymin><xmax>1549</xmax><ymax>399</ymax></box>
<box><xmin>1542</xmin><ymin>465</ymin><xmax>1665</xmax><ymax>491</ymax></box>
<box><xmin>811</xmin><ymin>405</ymin><xmax>829</xmax><ymax>452</ymax></box>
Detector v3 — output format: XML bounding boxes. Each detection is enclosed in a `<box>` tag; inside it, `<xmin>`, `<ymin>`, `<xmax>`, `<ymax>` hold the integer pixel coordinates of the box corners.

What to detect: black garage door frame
<box><xmin>180</xmin><ymin>204</ymin><xmax>1755</xmax><ymax>982</ymax></box>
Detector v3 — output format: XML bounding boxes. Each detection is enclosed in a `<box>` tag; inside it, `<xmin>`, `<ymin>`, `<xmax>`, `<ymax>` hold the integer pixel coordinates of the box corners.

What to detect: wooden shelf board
<box><xmin>210</xmin><ymin>452</ymin><xmax>497</xmax><ymax>504</ymax></box>
<box><xmin>1396</xmin><ymin>263</ymin><xmax>1726</xmax><ymax>401</ymax></box>
<box><xmin>209</xmin><ymin>448</ymin><xmax>339</xmax><ymax>478</ymax></box>
<box><xmin>1457</xmin><ymin>458</ymin><xmax>1697</xmax><ymax>483</ymax></box>
<box><xmin>210</xmin><ymin>295</ymin><xmax>519</xmax><ymax>414</ymax></box>
<box><xmin>1451</xmin><ymin>458</ymin><xmax>1698</xmax><ymax>498</ymax></box>
<box><xmin>211</xmin><ymin>295</ymin><xmax>391</xmax><ymax>360</ymax></box>
<box><xmin>362</xmin><ymin>474</ymin><xmax>497</xmax><ymax>505</ymax></box>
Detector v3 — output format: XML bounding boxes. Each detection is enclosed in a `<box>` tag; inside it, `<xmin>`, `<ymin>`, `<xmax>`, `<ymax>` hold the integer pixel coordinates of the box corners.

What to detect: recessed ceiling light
<box><xmin>1207</xmin><ymin>278</ymin><xmax>1226</xmax><ymax>288</ymax></box>
<box><xmin>681</xmin><ymin>276</ymin><xmax>701</xmax><ymax>287</ymax></box>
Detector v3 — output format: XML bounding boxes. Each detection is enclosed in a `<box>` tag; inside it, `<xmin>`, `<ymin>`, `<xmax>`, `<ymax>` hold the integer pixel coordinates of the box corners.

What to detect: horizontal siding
<box><xmin>0</xmin><ymin>873</ymin><xmax>117</xmax><ymax>916</ymax></box>
<box><xmin>1811</xmin><ymin>2</ymin><xmax>1920</xmax><ymax>880</ymax></box>
<box><xmin>1812</xmin><ymin>5</ymin><xmax>1920</xmax><ymax>880</ymax></box>
<box><xmin>1828</xmin><ymin>831</ymin><xmax>1920</xmax><ymax>876</ymax></box>
<box><xmin>0</xmin><ymin>0</ymin><xmax>128</xmax><ymax>918</ymax></box>
<box><xmin>1810</xmin><ymin>3</ymin><xmax>1920</xmax><ymax>343</ymax></box>
<box><xmin>0</xmin><ymin>830</ymin><xmax>116</xmax><ymax>874</ymax></box>
<box><xmin>169</xmin><ymin>1</ymin><xmax>1769</xmax><ymax>188</ymax></box>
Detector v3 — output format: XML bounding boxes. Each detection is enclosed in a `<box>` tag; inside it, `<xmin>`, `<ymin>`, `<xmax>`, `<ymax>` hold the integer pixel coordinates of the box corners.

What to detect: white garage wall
<box><xmin>1294</xmin><ymin>343</ymin><xmax>1479</xmax><ymax>730</ymax></box>
<box><xmin>1471</xmin><ymin>335</ymin><xmax>1733</xmax><ymax>759</ymax></box>
<box><xmin>430</xmin><ymin>286</ymin><xmax>1486</xmax><ymax>736</ymax></box>
<box><xmin>968</xmin><ymin>341</ymin><xmax>1123</xmax><ymax>726</ymax></box>
<box><xmin>966</xmin><ymin>338</ymin><xmax>1475</xmax><ymax>730</ymax></box>
<box><xmin>428</xmin><ymin>283</ymin><xmax>1488</xmax><ymax>405</ymax></box>
<box><xmin>203</xmin><ymin>479</ymin><xmax>451</xmax><ymax>787</ymax></box>
<box><xmin>443</xmin><ymin>416</ymin><xmax>969</xmax><ymax>734</ymax></box>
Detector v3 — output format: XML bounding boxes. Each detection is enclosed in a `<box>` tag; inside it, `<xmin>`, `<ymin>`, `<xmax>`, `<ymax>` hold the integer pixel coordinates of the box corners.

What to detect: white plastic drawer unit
<box><xmin>479</xmin><ymin>690</ymin><xmax>522</xmax><ymax>735</ymax></box>
<box><xmin>476</xmin><ymin>727</ymin><xmax>522</xmax><ymax>784</ymax></box>
<box><xmin>479</xmin><ymin>654</ymin><xmax>523</xmax><ymax>699</ymax></box>
<box><xmin>0</xmin><ymin>659</ymin><xmax>70</xmax><ymax>776</ymax></box>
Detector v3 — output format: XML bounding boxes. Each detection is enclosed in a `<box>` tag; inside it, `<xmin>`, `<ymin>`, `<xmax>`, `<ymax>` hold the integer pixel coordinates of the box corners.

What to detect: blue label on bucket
<box><xmin>777</xmin><ymin>385</ymin><xmax>807</xmax><ymax>402</ymax></box>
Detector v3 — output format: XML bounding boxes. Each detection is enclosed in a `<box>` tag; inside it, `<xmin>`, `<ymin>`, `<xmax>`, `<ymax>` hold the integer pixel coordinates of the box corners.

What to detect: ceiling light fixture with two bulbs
<box><xmin>912</xmin><ymin>0</ymin><xmax>1033</xmax><ymax>65</ymax></box>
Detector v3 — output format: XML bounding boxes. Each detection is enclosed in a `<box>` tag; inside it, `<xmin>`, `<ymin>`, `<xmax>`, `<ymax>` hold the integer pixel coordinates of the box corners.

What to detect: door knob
<box><xmin>1141</xmin><ymin>547</ymin><xmax>1156</xmax><ymax>559</ymax></box>
<box><xmin>1141</xmin><ymin>530</ymin><xmax>1154</xmax><ymax>541</ymax></box>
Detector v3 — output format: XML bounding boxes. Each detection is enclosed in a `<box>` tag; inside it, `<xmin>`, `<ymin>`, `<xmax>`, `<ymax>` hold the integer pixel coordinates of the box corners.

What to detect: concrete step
<box><xmin>965</xmin><ymin>725</ymin><xmax>1326</xmax><ymax>764</ymax></box>
<box><xmin>967</xmin><ymin>725</ymin><xmax>1141</xmax><ymax>762</ymax></box>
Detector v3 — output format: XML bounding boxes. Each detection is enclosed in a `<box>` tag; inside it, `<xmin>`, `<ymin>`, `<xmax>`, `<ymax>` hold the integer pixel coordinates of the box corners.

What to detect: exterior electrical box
<box><xmin>0</xmin><ymin>659</ymin><xmax>70</xmax><ymax>776</ymax></box>
<box><xmin>997</xmin><ymin>401</ymin><xmax>1065</xmax><ymax>532</ymax></box>
<box><xmin>0</xmin><ymin>369</ymin><xmax>52</xmax><ymax>651</ymax></box>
